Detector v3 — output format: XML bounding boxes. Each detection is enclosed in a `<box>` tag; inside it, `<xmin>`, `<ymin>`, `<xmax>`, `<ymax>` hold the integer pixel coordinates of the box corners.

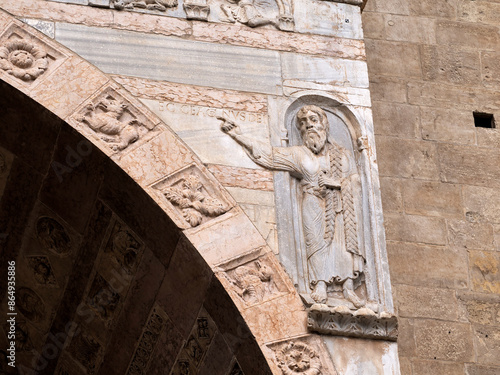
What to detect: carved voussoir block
<box><xmin>171</xmin><ymin>306</ymin><xmax>218</xmax><ymax>374</ymax></box>
<box><xmin>217</xmin><ymin>250</ymin><xmax>290</xmax><ymax>308</ymax></box>
<box><xmin>126</xmin><ymin>304</ymin><xmax>169</xmax><ymax>375</ymax></box>
<box><xmin>0</xmin><ymin>23</ymin><xmax>66</xmax><ymax>87</ymax></box>
<box><xmin>267</xmin><ymin>335</ymin><xmax>338</xmax><ymax>375</ymax></box>
<box><xmin>67</xmin><ymin>330</ymin><xmax>105</xmax><ymax>374</ymax></box>
<box><xmin>152</xmin><ymin>163</ymin><xmax>232</xmax><ymax>229</ymax></box>
<box><xmin>70</xmin><ymin>86</ymin><xmax>158</xmax><ymax>154</ymax></box>
<box><xmin>307</xmin><ymin>304</ymin><xmax>398</xmax><ymax>341</ymax></box>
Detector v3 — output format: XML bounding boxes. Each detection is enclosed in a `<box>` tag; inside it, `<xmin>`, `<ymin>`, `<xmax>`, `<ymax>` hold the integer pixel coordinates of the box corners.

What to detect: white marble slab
<box><xmin>141</xmin><ymin>99</ymin><xmax>270</xmax><ymax>169</ymax></box>
<box><xmin>55</xmin><ymin>23</ymin><xmax>283</xmax><ymax>94</ymax></box>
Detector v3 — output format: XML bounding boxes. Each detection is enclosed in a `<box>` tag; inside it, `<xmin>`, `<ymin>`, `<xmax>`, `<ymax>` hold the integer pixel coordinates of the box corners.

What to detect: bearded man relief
<box><xmin>220</xmin><ymin>105</ymin><xmax>366</xmax><ymax>309</ymax></box>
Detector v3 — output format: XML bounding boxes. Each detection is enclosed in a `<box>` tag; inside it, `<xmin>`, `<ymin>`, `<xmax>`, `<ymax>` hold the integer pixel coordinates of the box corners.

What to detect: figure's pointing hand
<box><xmin>217</xmin><ymin>116</ymin><xmax>241</xmax><ymax>135</ymax></box>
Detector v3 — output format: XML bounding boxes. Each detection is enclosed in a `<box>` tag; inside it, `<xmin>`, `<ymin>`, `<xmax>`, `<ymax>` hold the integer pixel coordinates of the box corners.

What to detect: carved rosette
<box><xmin>275</xmin><ymin>341</ymin><xmax>322</xmax><ymax>375</ymax></box>
<box><xmin>307</xmin><ymin>305</ymin><xmax>398</xmax><ymax>341</ymax></box>
<box><xmin>0</xmin><ymin>39</ymin><xmax>48</xmax><ymax>81</ymax></box>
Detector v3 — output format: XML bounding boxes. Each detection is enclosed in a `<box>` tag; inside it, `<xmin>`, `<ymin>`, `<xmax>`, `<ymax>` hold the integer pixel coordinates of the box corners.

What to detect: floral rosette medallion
<box><xmin>276</xmin><ymin>341</ymin><xmax>322</xmax><ymax>375</ymax></box>
<box><xmin>0</xmin><ymin>40</ymin><xmax>48</xmax><ymax>81</ymax></box>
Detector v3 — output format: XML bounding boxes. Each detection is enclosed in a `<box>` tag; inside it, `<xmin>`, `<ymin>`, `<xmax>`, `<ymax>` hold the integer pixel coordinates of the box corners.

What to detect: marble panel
<box><xmin>55</xmin><ymin>23</ymin><xmax>282</xmax><ymax>94</ymax></box>
<box><xmin>142</xmin><ymin>98</ymin><xmax>270</xmax><ymax>169</ymax></box>
<box><xmin>294</xmin><ymin>0</ymin><xmax>363</xmax><ymax>39</ymax></box>
<box><xmin>281</xmin><ymin>52</ymin><xmax>369</xmax><ymax>89</ymax></box>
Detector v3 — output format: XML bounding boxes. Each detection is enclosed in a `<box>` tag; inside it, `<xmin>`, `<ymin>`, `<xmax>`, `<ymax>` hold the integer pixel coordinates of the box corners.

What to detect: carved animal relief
<box><xmin>0</xmin><ymin>39</ymin><xmax>48</xmax><ymax>81</ymax></box>
<box><xmin>224</xmin><ymin>260</ymin><xmax>277</xmax><ymax>305</ymax></box>
<box><xmin>161</xmin><ymin>172</ymin><xmax>228</xmax><ymax>227</ymax></box>
<box><xmin>75</xmin><ymin>96</ymin><xmax>144</xmax><ymax>151</ymax></box>
<box><xmin>220</xmin><ymin>0</ymin><xmax>280</xmax><ymax>28</ymax></box>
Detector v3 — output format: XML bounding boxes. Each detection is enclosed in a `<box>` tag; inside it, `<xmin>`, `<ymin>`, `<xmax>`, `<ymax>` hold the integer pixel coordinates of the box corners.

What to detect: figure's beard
<box><xmin>303</xmin><ymin>130</ymin><xmax>327</xmax><ymax>154</ymax></box>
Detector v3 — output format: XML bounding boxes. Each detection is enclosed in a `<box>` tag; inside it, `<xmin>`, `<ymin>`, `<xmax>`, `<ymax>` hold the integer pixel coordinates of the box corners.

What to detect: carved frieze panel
<box><xmin>307</xmin><ymin>305</ymin><xmax>398</xmax><ymax>341</ymax></box>
<box><xmin>67</xmin><ymin>331</ymin><xmax>104</xmax><ymax>375</ymax></box>
<box><xmin>71</xmin><ymin>86</ymin><xmax>157</xmax><ymax>153</ymax></box>
<box><xmin>152</xmin><ymin>163</ymin><xmax>232</xmax><ymax>228</ymax></box>
<box><xmin>46</xmin><ymin>0</ymin><xmax>294</xmax><ymax>31</ymax></box>
<box><xmin>36</xmin><ymin>217</ymin><xmax>72</xmax><ymax>256</ymax></box>
<box><xmin>267</xmin><ymin>335</ymin><xmax>338</xmax><ymax>375</ymax></box>
<box><xmin>0</xmin><ymin>24</ymin><xmax>66</xmax><ymax>87</ymax></box>
<box><xmin>171</xmin><ymin>306</ymin><xmax>217</xmax><ymax>375</ymax></box>
<box><xmin>27</xmin><ymin>256</ymin><xmax>57</xmax><ymax>286</ymax></box>
<box><xmin>218</xmin><ymin>251</ymin><xmax>289</xmax><ymax>308</ymax></box>
<box><xmin>102</xmin><ymin>217</ymin><xmax>144</xmax><ymax>275</ymax></box>
<box><xmin>86</xmin><ymin>273</ymin><xmax>121</xmax><ymax>322</ymax></box>
<box><xmin>126</xmin><ymin>304</ymin><xmax>169</xmax><ymax>375</ymax></box>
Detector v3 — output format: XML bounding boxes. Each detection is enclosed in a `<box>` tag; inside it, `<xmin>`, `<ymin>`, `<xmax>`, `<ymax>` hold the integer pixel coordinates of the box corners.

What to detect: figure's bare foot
<box><xmin>311</xmin><ymin>281</ymin><xmax>327</xmax><ymax>304</ymax></box>
<box><xmin>344</xmin><ymin>288</ymin><xmax>365</xmax><ymax>309</ymax></box>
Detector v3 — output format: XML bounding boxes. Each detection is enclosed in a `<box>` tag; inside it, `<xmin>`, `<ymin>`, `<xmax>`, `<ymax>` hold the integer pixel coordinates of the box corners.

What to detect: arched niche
<box><xmin>270</xmin><ymin>93</ymin><xmax>394</xmax><ymax>318</ymax></box>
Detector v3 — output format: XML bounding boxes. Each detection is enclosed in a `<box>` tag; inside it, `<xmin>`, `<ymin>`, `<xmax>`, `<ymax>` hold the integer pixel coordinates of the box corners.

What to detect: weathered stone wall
<box><xmin>363</xmin><ymin>1</ymin><xmax>500</xmax><ymax>373</ymax></box>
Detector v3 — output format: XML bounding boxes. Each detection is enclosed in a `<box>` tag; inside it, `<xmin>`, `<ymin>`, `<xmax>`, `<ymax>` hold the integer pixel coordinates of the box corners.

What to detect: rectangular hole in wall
<box><xmin>473</xmin><ymin>112</ymin><xmax>496</xmax><ymax>128</ymax></box>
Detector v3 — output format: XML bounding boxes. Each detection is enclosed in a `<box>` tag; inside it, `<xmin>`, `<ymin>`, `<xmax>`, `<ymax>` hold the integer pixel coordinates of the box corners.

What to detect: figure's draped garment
<box><xmin>246</xmin><ymin>141</ymin><xmax>364</xmax><ymax>290</ymax></box>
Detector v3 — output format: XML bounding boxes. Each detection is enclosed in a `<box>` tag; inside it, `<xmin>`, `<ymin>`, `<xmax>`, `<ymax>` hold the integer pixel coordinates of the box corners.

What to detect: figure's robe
<box><xmin>245</xmin><ymin>140</ymin><xmax>364</xmax><ymax>290</ymax></box>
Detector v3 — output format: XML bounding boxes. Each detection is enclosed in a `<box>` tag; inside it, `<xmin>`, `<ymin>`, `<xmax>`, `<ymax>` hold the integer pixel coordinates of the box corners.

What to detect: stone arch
<box><xmin>0</xmin><ymin>9</ymin><xmax>319</xmax><ymax>375</ymax></box>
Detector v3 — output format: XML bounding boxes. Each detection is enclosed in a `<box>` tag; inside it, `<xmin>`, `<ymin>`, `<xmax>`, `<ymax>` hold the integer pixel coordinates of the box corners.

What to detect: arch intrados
<box><xmin>0</xmin><ymin>11</ymin><xmax>307</xmax><ymax>374</ymax></box>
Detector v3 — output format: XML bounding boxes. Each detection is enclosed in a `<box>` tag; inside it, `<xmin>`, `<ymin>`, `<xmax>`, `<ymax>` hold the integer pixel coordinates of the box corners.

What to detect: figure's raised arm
<box><xmin>219</xmin><ymin>116</ymin><xmax>303</xmax><ymax>176</ymax></box>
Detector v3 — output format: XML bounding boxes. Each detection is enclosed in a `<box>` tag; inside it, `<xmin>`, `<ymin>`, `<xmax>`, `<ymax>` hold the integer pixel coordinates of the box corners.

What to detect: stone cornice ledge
<box><xmin>307</xmin><ymin>304</ymin><xmax>399</xmax><ymax>341</ymax></box>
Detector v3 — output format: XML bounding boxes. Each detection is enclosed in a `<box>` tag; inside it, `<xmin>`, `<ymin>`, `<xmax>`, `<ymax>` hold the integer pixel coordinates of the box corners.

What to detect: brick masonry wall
<box><xmin>363</xmin><ymin>1</ymin><xmax>500</xmax><ymax>374</ymax></box>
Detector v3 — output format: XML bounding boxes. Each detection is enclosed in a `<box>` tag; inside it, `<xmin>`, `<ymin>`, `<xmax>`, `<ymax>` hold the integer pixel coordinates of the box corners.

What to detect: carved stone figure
<box><xmin>275</xmin><ymin>341</ymin><xmax>322</xmax><ymax>375</ymax></box>
<box><xmin>163</xmin><ymin>173</ymin><xmax>227</xmax><ymax>227</ymax></box>
<box><xmin>225</xmin><ymin>261</ymin><xmax>275</xmax><ymax>305</ymax></box>
<box><xmin>76</xmin><ymin>97</ymin><xmax>141</xmax><ymax>151</ymax></box>
<box><xmin>107</xmin><ymin>227</ymin><xmax>141</xmax><ymax>272</ymax></box>
<box><xmin>220</xmin><ymin>0</ymin><xmax>279</xmax><ymax>27</ymax></box>
<box><xmin>113</xmin><ymin>0</ymin><xmax>177</xmax><ymax>11</ymax></box>
<box><xmin>36</xmin><ymin>217</ymin><xmax>71</xmax><ymax>255</ymax></box>
<box><xmin>220</xmin><ymin>105</ymin><xmax>365</xmax><ymax>308</ymax></box>
<box><xmin>87</xmin><ymin>274</ymin><xmax>120</xmax><ymax>321</ymax></box>
<box><xmin>0</xmin><ymin>40</ymin><xmax>48</xmax><ymax>81</ymax></box>
<box><xmin>17</xmin><ymin>287</ymin><xmax>45</xmax><ymax>322</ymax></box>
<box><xmin>28</xmin><ymin>256</ymin><xmax>57</xmax><ymax>285</ymax></box>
